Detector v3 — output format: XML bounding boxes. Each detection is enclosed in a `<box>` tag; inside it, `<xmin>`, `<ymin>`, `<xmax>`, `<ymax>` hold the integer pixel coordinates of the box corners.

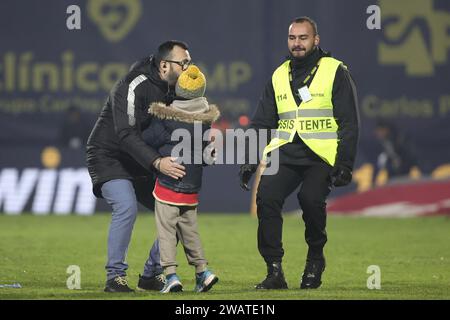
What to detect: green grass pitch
<box><xmin>0</xmin><ymin>213</ymin><xmax>449</xmax><ymax>300</ymax></box>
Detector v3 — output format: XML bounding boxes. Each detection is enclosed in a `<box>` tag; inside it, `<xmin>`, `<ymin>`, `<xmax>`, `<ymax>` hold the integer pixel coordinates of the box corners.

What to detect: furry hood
<box><xmin>149</xmin><ymin>99</ymin><xmax>220</xmax><ymax>124</ymax></box>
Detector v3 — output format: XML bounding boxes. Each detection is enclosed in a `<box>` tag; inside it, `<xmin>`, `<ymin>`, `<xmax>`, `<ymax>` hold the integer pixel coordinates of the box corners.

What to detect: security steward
<box><xmin>239</xmin><ymin>16</ymin><xmax>359</xmax><ymax>289</ymax></box>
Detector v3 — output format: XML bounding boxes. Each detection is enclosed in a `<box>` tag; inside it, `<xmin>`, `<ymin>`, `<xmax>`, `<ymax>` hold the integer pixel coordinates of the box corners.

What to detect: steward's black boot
<box><xmin>300</xmin><ymin>257</ymin><xmax>326</xmax><ymax>289</ymax></box>
<box><xmin>255</xmin><ymin>262</ymin><xmax>288</xmax><ymax>290</ymax></box>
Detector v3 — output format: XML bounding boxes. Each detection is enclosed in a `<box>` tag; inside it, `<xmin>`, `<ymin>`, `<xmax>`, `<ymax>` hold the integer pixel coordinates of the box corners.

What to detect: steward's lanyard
<box><xmin>289</xmin><ymin>58</ymin><xmax>321</xmax><ymax>86</ymax></box>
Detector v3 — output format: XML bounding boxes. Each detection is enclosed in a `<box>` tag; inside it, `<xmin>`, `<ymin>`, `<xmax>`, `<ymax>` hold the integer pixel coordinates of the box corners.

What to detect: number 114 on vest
<box><xmin>276</xmin><ymin>94</ymin><xmax>287</xmax><ymax>102</ymax></box>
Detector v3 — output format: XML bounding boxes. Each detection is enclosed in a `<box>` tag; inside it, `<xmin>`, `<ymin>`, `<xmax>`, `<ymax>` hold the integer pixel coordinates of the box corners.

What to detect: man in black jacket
<box><xmin>86</xmin><ymin>41</ymin><xmax>190</xmax><ymax>292</ymax></box>
<box><xmin>239</xmin><ymin>17</ymin><xmax>359</xmax><ymax>290</ymax></box>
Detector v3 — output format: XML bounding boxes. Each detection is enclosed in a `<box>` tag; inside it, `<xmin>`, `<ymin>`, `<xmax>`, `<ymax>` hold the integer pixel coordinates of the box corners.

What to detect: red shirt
<box><xmin>153</xmin><ymin>179</ymin><xmax>199</xmax><ymax>206</ymax></box>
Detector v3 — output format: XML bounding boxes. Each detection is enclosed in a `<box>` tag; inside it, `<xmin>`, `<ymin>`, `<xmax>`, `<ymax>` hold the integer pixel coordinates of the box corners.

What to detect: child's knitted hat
<box><xmin>175</xmin><ymin>65</ymin><xmax>206</xmax><ymax>99</ymax></box>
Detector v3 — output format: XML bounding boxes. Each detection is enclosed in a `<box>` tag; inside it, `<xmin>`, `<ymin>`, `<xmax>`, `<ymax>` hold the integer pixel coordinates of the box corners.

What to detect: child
<box><xmin>143</xmin><ymin>65</ymin><xmax>220</xmax><ymax>293</ymax></box>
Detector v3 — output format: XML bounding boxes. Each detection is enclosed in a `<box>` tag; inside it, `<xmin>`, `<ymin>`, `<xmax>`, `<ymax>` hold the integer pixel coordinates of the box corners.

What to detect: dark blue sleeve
<box><xmin>332</xmin><ymin>65</ymin><xmax>360</xmax><ymax>170</ymax></box>
<box><xmin>141</xmin><ymin>118</ymin><xmax>171</xmax><ymax>151</ymax></box>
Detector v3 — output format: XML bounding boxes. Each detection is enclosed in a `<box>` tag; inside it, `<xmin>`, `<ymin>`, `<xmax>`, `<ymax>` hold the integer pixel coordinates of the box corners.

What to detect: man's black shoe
<box><xmin>137</xmin><ymin>273</ymin><xmax>166</xmax><ymax>291</ymax></box>
<box><xmin>255</xmin><ymin>262</ymin><xmax>288</xmax><ymax>290</ymax></box>
<box><xmin>300</xmin><ymin>257</ymin><xmax>326</xmax><ymax>289</ymax></box>
<box><xmin>104</xmin><ymin>276</ymin><xmax>134</xmax><ymax>293</ymax></box>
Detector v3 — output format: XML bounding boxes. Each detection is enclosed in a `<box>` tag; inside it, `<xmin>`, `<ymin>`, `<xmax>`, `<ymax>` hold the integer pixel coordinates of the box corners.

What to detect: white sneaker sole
<box><xmin>161</xmin><ymin>280</ymin><xmax>183</xmax><ymax>293</ymax></box>
<box><xmin>197</xmin><ymin>274</ymin><xmax>219</xmax><ymax>292</ymax></box>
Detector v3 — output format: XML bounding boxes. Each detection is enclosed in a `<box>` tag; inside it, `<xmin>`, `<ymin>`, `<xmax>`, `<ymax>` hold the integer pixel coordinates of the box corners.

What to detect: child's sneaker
<box><xmin>160</xmin><ymin>274</ymin><xmax>183</xmax><ymax>293</ymax></box>
<box><xmin>195</xmin><ymin>270</ymin><xmax>219</xmax><ymax>292</ymax></box>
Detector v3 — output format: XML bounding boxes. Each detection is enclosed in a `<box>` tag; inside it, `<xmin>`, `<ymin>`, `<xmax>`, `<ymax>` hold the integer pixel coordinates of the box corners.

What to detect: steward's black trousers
<box><xmin>256</xmin><ymin>162</ymin><xmax>332</xmax><ymax>263</ymax></box>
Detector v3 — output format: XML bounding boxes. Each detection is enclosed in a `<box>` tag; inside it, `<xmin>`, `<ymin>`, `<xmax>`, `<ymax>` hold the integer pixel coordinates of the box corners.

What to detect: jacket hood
<box><xmin>149</xmin><ymin>100</ymin><xmax>220</xmax><ymax>124</ymax></box>
<box><xmin>129</xmin><ymin>55</ymin><xmax>169</xmax><ymax>89</ymax></box>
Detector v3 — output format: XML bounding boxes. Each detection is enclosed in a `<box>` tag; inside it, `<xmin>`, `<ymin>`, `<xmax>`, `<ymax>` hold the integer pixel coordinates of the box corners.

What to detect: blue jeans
<box><xmin>101</xmin><ymin>179</ymin><xmax>162</xmax><ymax>281</ymax></box>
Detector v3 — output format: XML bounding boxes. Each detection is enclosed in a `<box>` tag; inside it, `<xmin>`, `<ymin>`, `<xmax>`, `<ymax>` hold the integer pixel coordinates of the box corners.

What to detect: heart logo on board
<box><xmin>87</xmin><ymin>0</ymin><xmax>142</xmax><ymax>43</ymax></box>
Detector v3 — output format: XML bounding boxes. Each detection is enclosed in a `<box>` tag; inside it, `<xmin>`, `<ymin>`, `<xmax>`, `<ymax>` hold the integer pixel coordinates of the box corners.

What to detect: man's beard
<box><xmin>167</xmin><ymin>68</ymin><xmax>179</xmax><ymax>86</ymax></box>
<box><xmin>289</xmin><ymin>46</ymin><xmax>316</xmax><ymax>61</ymax></box>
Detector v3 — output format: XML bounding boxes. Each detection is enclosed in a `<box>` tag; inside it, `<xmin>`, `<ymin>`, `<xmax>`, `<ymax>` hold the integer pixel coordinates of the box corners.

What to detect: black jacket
<box><xmin>143</xmin><ymin>99</ymin><xmax>220</xmax><ymax>193</ymax></box>
<box><xmin>251</xmin><ymin>47</ymin><xmax>359</xmax><ymax>170</ymax></box>
<box><xmin>86</xmin><ymin>56</ymin><xmax>175</xmax><ymax>197</ymax></box>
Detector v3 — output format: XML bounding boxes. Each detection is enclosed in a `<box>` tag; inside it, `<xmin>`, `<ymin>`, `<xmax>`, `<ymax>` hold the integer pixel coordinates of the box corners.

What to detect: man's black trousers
<box><xmin>256</xmin><ymin>162</ymin><xmax>332</xmax><ymax>263</ymax></box>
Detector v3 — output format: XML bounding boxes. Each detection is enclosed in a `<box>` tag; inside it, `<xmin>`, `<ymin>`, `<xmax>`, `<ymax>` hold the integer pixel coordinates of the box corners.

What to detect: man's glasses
<box><xmin>164</xmin><ymin>59</ymin><xmax>192</xmax><ymax>71</ymax></box>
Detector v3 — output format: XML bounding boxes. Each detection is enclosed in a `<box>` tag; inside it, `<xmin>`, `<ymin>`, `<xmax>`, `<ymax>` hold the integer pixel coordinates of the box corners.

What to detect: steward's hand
<box><xmin>239</xmin><ymin>164</ymin><xmax>258</xmax><ymax>191</ymax></box>
<box><xmin>330</xmin><ymin>165</ymin><xmax>352</xmax><ymax>187</ymax></box>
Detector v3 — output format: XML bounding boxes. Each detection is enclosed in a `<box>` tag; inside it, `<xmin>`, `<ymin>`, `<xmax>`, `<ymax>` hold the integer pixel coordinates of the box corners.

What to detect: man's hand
<box><xmin>154</xmin><ymin>157</ymin><xmax>186</xmax><ymax>180</ymax></box>
<box><xmin>330</xmin><ymin>165</ymin><xmax>352</xmax><ymax>187</ymax></box>
<box><xmin>203</xmin><ymin>139</ymin><xmax>217</xmax><ymax>166</ymax></box>
<box><xmin>239</xmin><ymin>164</ymin><xmax>258</xmax><ymax>191</ymax></box>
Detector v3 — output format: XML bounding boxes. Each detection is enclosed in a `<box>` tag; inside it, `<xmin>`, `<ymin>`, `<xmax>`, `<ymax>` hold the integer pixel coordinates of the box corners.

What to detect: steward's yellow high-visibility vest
<box><xmin>263</xmin><ymin>57</ymin><xmax>342</xmax><ymax>166</ymax></box>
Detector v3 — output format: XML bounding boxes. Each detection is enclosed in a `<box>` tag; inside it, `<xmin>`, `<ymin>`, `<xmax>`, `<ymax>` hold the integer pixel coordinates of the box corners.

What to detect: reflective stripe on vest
<box><xmin>275</xmin><ymin>130</ymin><xmax>337</xmax><ymax>140</ymax></box>
<box><xmin>279</xmin><ymin>109</ymin><xmax>334</xmax><ymax>119</ymax></box>
<box><xmin>263</xmin><ymin>57</ymin><xmax>342</xmax><ymax>166</ymax></box>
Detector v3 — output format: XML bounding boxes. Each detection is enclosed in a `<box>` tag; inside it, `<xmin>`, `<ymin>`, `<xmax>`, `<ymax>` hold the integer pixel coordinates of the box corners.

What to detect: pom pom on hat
<box><xmin>175</xmin><ymin>65</ymin><xmax>206</xmax><ymax>99</ymax></box>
